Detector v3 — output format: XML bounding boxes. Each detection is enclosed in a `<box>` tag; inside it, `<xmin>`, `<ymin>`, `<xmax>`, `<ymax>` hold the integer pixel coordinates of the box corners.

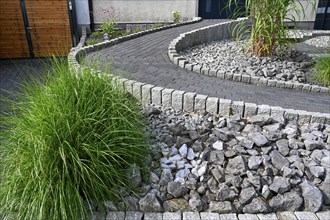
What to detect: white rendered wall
<box><xmin>75</xmin><ymin>0</ymin><xmax>91</xmax><ymax>26</ymax></box>
<box><xmin>92</xmin><ymin>0</ymin><xmax>198</xmax><ymax>23</ymax></box>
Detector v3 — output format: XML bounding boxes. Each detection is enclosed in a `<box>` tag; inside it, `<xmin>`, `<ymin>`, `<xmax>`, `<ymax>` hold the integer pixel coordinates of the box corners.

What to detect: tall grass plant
<box><xmin>0</xmin><ymin>58</ymin><xmax>149</xmax><ymax>219</ymax></box>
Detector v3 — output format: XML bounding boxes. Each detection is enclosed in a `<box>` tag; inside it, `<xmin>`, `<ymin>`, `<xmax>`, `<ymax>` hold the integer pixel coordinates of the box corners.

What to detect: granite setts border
<box><xmin>168</xmin><ymin>19</ymin><xmax>330</xmax><ymax>94</ymax></box>
<box><xmin>68</xmin><ymin>18</ymin><xmax>330</xmax><ymax>132</ymax></box>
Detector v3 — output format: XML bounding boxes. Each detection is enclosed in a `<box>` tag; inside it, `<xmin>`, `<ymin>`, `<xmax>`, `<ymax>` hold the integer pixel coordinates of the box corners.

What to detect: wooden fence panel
<box><xmin>0</xmin><ymin>0</ymin><xmax>30</xmax><ymax>58</ymax></box>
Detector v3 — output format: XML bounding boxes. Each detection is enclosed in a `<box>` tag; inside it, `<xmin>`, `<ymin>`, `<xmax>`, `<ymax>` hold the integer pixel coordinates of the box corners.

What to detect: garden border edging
<box><xmin>68</xmin><ymin>18</ymin><xmax>330</xmax><ymax>126</ymax></box>
<box><xmin>168</xmin><ymin>19</ymin><xmax>330</xmax><ymax>94</ymax></box>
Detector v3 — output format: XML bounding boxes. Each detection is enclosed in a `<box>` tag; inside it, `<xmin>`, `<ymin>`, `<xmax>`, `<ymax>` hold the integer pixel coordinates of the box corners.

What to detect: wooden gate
<box><xmin>0</xmin><ymin>0</ymin><xmax>72</xmax><ymax>59</ymax></box>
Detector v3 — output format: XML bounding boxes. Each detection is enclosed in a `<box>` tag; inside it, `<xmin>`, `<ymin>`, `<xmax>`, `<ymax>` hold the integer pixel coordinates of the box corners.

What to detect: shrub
<box><xmin>172</xmin><ymin>10</ymin><xmax>181</xmax><ymax>24</ymax></box>
<box><xmin>99</xmin><ymin>7</ymin><xmax>117</xmax><ymax>38</ymax></box>
<box><xmin>228</xmin><ymin>0</ymin><xmax>315</xmax><ymax>57</ymax></box>
<box><xmin>0</xmin><ymin>58</ymin><xmax>149</xmax><ymax>219</ymax></box>
<box><xmin>91</xmin><ymin>31</ymin><xmax>103</xmax><ymax>38</ymax></box>
<box><xmin>313</xmin><ymin>56</ymin><xmax>330</xmax><ymax>87</ymax></box>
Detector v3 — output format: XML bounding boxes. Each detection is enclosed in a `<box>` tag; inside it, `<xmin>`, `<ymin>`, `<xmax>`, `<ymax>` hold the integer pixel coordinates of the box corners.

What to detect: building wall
<box><xmin>92</xmin><ymin>0</ymin><xmax>198</xmax><ymax>23</ymax></box>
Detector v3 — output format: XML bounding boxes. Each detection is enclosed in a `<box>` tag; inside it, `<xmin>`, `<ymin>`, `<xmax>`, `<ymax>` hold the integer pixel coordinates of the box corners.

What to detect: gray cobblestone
<box><xmin>259</xmin><ymin>78</ymin><xmax>268</xmax><ymax>87</ymax></box>
<box><xmin>219</xmin><ymin>98</ymin><xmax>232</xmax><ymax>116</ymax></box>
<box><xmin>194</xmin><ymin>94</ymin><xmax>208</xmax><ymax>113</ymax></box>
<box><xmin>232</xmin><ymin>101</ymin><xmax>245</xmax><ymax>116</ymax></box>
<box><xmin>124</xmin><ymin>80</ymin><xmax>136</xmax><ymax>94</ymax></box>
<box><xmin>91</xmin><ymin>211</ymin><xmax>106</xmax><ymax>220</ymax></box>
<box><xmin>233</xmin><ymin>74</ymin><xmax>242</xmax><ymax>82</ymax></box>
<box><xmin>297</xmin><ymin>110</ymin><xmax>312</xmax><ymax>125</ymax></box>
<box><xmin>115</xmin><ymin>77</ymin><xmax>129</xmax><ymax>91</ymax></box>
<box><xmin>173</xmin><ymin>56</ymin><xmax>184</xmax><ymax>65</ymax></box>
<box><xmin>106</xmin><ymin>211</ymin><xmax>125</xmax><ymax>220</ymax></box>
<box><xmin>179</xmin><ymin>59</ymin><xmax>188</xmax><ymax>69</ymax></box>
<box><xmin>276</xmin><ymin>81</ymin><xmax>285</xmax><ymax>88</ymax></box>
<box><xmin>270</xmin><ymin>106</ymin><xmax>284</xmax><ymax>119</ymax></box>
<box><xmin>162</xmin><ymin>88</ymin><xmax>175</xmax><ymax>107</ymax></box>
<box><xmin>294</xmin><ymin>212</ymin><xmax>319</xmax><ymax>220</ymax></box>
<box><xmin>141</xmin><ymin>84</ymin><xmax>155</xmax><ymax>105</ymax></box>
<box><xmin>151</xmin><ymin>87</ymin><xmax>164</xmax><ymax>105</ymax></box>
<box><xmin>216</xmin><ymin>70</ymin><xmax>226</xmax><ymax>79</ymax></box>
<box><xmin>242</xmin><ymin>74</ymin><xmax>251</xmax><ymax>84</ymax></box>
<box><xmin>202</xmin><ymin>68</ymin><xmax>209</xmax><ymax>75</ymax></box>
<box><xmin>225</xmin><ymin>72</ymin><xmax>234</xmax><ymax>81</ymax></box>
<box><xmin>200</xmin><ymin>212</ymin><xmax>220</xmax><ymax>220</ymax></box>
<box><xmin>302</xmin><ymin>84</ymin><xmax>311</xmax><ymax>92</ymax></box>
<box><xmin>219</xmin><ymin>214</ymin><xmax>238</xmax><ymax>220</ymax></box>
<box><xmin>250</xmin><ymin>76</ymin><xmax>260</xmax><ymax>85</ymax></box>
<box><xmin>184</xmin><ymin>92</ymin><xmax>197</xmax><ymax>112</ymax></box>
<box><xmin>163</xmin><ymin>212</ymin><xmax>181</xmax><ymax>220</ymax></box>
<box><xmin>172</xmin><ymin>90</ymin><xmax>186</xmax><ymax>111</ymax></box>
<box><xmin>293</xmin><ymin>83</ymin><xmax>304</xmax><ymax>91</ymax></box>
<box><xmin>310</xmin><ymin>113</ymin><xmax>326</xmax><ymax>124</ymax></box>
<box><xmin>238</xmin><ymin>214</ymin><xmax>259</xmax><ymax>220</ymax></box>
<box><xmin>284</xmin><ymin>109</ymin><xmax>299</xmax><ymax>122</ymax></box>
<box><xmin>209</xmin><ymin>69</ymin><xmax>217</xmax><ymax>77</ymax></box>
<box><xmin>125</xmin><ymin>212</ymin><xmax>143</xmax><ymax>220</ymax></box>
<box><xmin>284</xmin><ymin>82</ymin><xmax>293</xmax><ymax>89</ymax></box>
<box><xmin>193</xmin><ymin>65</ymin><xmax>202</xmax><ymax>73</ymax></box>
<box><xmin>257</xmin><ymin>213</ymin><xmax>278</xmax><ymax>220</ymax></box>
<box><xmin>316</xmin><ymin>211</ymin><xmax>330</xmax><ymax>220</ymax></box>
<box><xmin>132</xmin><ymin>82</ymin><xmax>145</xmax><ymax>101</ymax></box>
<box><xmin>258</xmin><ymin>104</ymin><xmax>271</xmax><ymax>115</ymax></box>
<box><xmin>185</xmin><ymin>63</ymin><xmax>194</xmax><ymax>71</ymax></box>
<box><xmin>144</xmin><ymin>212</ymin><xmax>163</xmax><ymax>220</ymax></box>
<box><xmin>183</xmin><ymin>212</ymin><xmax>200</xmax><ymax>220</ymax></box>
<box><xmin>311</xmin><ymin>85</ymin><xmax>321</xmax><ymax>92</ymax></box>
<box><xmin>206</xmin><ymin>97</ymin><xmax>219</xmax><ymax>114</ymax></box>
<box><xmin>276</xmin><ymin>212</ymin><xmax>297</xmax><ymax>220</ymax></box>
<box><xmin>267</xmin><ymin>80</ymin><xmax>277</xmax><ymax>87</ymax></box>
<box><xmin>244</xmin><ymin>102</ymin><xmax>258</xmax><ymax>118</ymax></box>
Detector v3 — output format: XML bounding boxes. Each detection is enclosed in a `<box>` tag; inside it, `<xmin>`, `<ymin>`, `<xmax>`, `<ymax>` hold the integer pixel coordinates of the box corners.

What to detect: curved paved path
<box><xmin>85</xmin><ymin>20</ymin><xmax>330</xmax><ymax>114</ymax></box>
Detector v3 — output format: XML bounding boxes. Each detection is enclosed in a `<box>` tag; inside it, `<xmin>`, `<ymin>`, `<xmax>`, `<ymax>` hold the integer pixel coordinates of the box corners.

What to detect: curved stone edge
<box><xmin>168</xmin><ymin>20</ymin><xmax>330</xmax><ymax>94</ymax></box>
<box><xmin>96</xmin><ymin>211</ymin><xmax>330</xmax><ymax>220</ymax></box>
<box><xmin>68</xmin><ymin>19</ymin><xmax>330</xmax><ymax>126</ymax></box>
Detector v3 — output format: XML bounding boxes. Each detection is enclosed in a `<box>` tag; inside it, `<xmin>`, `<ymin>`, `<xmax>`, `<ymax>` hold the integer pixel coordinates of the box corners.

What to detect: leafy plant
<box><xmin>99</xmin><ymin>7</ymin><xmax>117</xmax><ymax>38</ymax></box>
<box><xmin>86</xmin><ymin>39</ymin><xmax>102</xmax><ymax>45</ymax></box>
<box><xmin>91</xmin><ymin>31</ymin><xmax>103</xmax><ymax>38</ymax></box>
<box><xmin>172</xmin><ymin>10</ymin><xmax>181</xmax><ymax>24</ymax></box>
<box><xmin>227</xmin><ymin>0</ymin><xmax>315</xmax><ymax>57</ymax></box>
<box><xmin>0</xmin><ymin>58</ymin><xmax>149</xmax><ymax>219</ymax></box>
<box><xmin>313</xmin><ymin>56</ymin><xmax>330</xmax><ymax>87</ymax></box>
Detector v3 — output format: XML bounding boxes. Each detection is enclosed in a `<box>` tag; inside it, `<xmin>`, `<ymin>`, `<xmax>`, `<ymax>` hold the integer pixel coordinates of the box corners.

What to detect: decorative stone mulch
<box><xmin>101</xmin><ymin>104</ymin><xmax>330</xmax><ymax>214</ymax></box>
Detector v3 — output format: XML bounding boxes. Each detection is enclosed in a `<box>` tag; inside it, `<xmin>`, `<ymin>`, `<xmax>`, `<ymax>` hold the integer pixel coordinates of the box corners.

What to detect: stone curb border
<box><xmin>93</xmin><ymin>211</ymin><xmax>329</xmax><ymax>220</ymax></box>
<box><xmin>168</xmin><ymin>20</ymin><xmax>330</xmax><ymax>94</ymax></box>
<box><xmin>68</xmin><ymin>19</ymin><xmax>330</xmax><ymax>128</ymax></box>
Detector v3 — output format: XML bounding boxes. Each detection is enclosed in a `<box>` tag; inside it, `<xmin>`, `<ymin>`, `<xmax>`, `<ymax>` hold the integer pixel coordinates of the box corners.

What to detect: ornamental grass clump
<box><xmin>0</xmin><ymin>58</ymin><xmax>149</xmax><ymax>220</ymax></box>
<box><xmin>313</xmin><ymin>56</ymin><xmax>330</xmax><ymax>87</ymax></box>
<box><xmin>228</xmin><ymin>0</ymin><xmax>315</xmax><ymax>57</ymax></box>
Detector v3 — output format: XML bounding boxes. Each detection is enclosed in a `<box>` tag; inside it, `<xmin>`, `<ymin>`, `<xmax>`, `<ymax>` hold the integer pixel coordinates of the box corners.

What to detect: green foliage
<box><xmin>91</xmin><ymin>31</ymin><xmax>103</xmax><ymax>38</ymax></box>
<box><xmin>86</xmin><ymin>39</ymin><xmax>102</xmax><ymax>45</ymax></box>
<box><xmin>101</xmin><ymin>19</ymin><xmax>117</xmax><ymax>38</ymax></box>
<box><xmin>172</xmin><ymin>10</ymin><xmax>181</xmax><ymax>24</ymax></box>
<box><xmin>228</xmin><ymin>0</ymin><xmax>315</xmax><ymax>57</ymax></box>
<box><xmin>152</xmin><ymin>23</ymin><xmax>166</xmax><ymax>29</ymax></box>
<box><xmin>313</xmin><ymin>56</ymin><xmax>330</xmax><ymax>87</ymax></box>
<box><xmin>0</xmin><ymin>58</ymin><xmax>149</xmax><ymax>219</ymax></box>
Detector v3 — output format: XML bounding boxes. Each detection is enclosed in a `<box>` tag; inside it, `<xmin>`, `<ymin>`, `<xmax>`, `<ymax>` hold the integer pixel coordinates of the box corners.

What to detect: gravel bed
<box><xmin>100</xmin><ymin>104</ymin><xmax>330</xmax><ymax>214</ymax></box>
<box><xmin>180</xmin><ymin>39</ymin><xmax>317</xmax><ymax>84</ymax></box>
<box><xmin>305</xmin><ymin>36</ymin><xmax>330</xmax><ymax>49</ymax></box>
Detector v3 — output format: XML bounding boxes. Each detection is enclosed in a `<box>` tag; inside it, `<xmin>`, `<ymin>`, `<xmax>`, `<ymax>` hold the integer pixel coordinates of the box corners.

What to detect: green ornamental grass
<box><xmin>313</xmin><ymin>56</ymin><xmax>330</xmax><ymax>87</ymax></box>
<box><xmin>0</xmin><ymin>59</ymin><xmax>149</xmax><ymax>219</ymax></box>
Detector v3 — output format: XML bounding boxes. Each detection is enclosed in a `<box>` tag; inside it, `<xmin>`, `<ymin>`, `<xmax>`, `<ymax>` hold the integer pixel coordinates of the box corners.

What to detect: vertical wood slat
<box><xmin>25</xmin><ymin>0</ymin><xmax>72</xmax><ymax>57</ymax></box>
<box><xmin>0</xmin><ymin>0</ymin><xmax>30</xmax><ymax>58</ymax></box>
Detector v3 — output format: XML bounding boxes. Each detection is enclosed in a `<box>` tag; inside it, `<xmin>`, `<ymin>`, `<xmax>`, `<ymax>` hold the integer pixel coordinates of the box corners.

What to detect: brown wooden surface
<box><xmin>0</xmin><ymin>0</ymin><xmax>72</xmax><ymax>58</ymax></box>
<box><xmin>0</xmin><ymin>0</ymin><xmax>30</xmax><ymax>58</ymax></box>
<box><xmin>25</xmin><ymin>0</ymin><xmax>72</xmax><ymax>57</ymax></box>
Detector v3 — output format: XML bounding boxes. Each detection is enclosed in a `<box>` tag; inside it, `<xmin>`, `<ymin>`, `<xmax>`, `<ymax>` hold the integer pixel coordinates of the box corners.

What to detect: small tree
<box><xmin>228</xmin><ymin>0</ymin><xmax>315</xmax><ymax>57</ymax></box>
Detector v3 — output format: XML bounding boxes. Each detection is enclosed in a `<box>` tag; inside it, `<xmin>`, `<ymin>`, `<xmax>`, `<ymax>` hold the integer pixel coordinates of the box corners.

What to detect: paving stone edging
<box><xmin>68</xmin><ymin>19</ymin><xmax>330</xmax><ymax>131</ymax></box>
<box><xmin>94</xmin><ymin>211</ymin><xmax>329</xmax><ymax>220</ymax></box>
<box><xmin>168</xmin><ymin>19</ymin><xmax>330</xmax><ymax>94</ymax></box>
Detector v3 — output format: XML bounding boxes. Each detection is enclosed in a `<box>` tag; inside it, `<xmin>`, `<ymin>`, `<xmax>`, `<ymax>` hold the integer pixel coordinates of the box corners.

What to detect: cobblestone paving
<box><xmin>84</xmin><ymin>20</ymin><xmax>330</xmax><ymax>114</ymax></box>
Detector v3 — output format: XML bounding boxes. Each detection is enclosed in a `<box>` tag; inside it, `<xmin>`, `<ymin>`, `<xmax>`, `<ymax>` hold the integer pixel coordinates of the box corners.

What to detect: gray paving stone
<box><xmin>193</xmin><ymin>65</ymin><xmax>202</xmax><ymax>73</ymax></box>
<box><xmin>151</xmin><ymin>87</ymin><xmax>164</xmax><ymax>105</ymax></box>
<box><xmin>238</xmin><ymin>214</ymin><xmax>259</xmax><ymax>220</ymax></box>
<box><xmin>114</xmin><ymin>77</ymin><xmax>128</xmax><ymax>91</ymax></box>
<box><xmin>294</xmin><ymin>211</ymin><xmax>319</xmax><ymax>220</ymax></box>
<box><xmin>310</xmin><ymin>113</ymin><xmax>326</xmax><ymax>124</ymax></box>
<box><xmin>91</xmin><ymin>211</ymin><xmax>106</xmax><ymax>220</ymax></box>
<box><xmin>219</xmin><ymin>99</ymin><xmax>232</xmax><ymax>116</ymax></box>
<box><xmin>202</xmin><ymin>68</ymin><xmax>209</xmax><ymax>75</ymax></box>
<box><xmin>173</xmin><ymin>56</ymin><xmax>184</xmax><ymax>65</ymax></box>
<box><xmin>144</xmin><ymin>212</ymin><xmax>163</xmax><ymax>220</ymax></box>
<box><xmin>316</xmin><ymin>211</ymin><xmax>330</xmax><ymax>220</ymax></box>
<box><xmin>106</xmin><ymin>211</ymin><xmax>125</xmax><ymax>220</ymax></box>
<box><xmin>284</xmin><ymin>82</ymin><xmax>293</xmax><ymax>89</ymax></box>
<box><xmin>257</xmin><ymin>213</ymin><xmax>278</xmax><ymax>220</ymax></box>
<box><xmin>179</xmin><ymin>59</ymin><xmax>188</xmax><ymax>69</ymax></box>
<box><xmin>185</xmin><ymin>63</ymin><xmax>194</xmax><ymax>71</ymax></box>
<box><xmin>293</xmin><ymin>83</ymin><xmax>304</xmax><ymax>91</ymax></box>
<box><xmin>200</xmin><ymin>212</ymin><xmax>220</xmax><ymax>220</ymax></box>
<box><xmin>302</xmin><ymin>84</ymin><xmax>311</xmax><ymax>92</ymax></box>
<box><xmin>276</xmin><ymin>81</ymin><xmax>285</xmax><ymax>88</ymax></box>
<box><xmin>162</xmin><ymin>88</ymin><xmax>175</xmax><ymax>107</ymax></box>
<box><xmin>259</xmin><ymin>78</ymin><xmax>268</xmax><ymax>87</ymax></box>
<box><xmin>163</xmin><ymin>212</ymin><xmax>181</xmax><ymax>220</ymax></box>
<box><xmin>141</xmin><ymin>84</ymin><xmax>155</xmax><ymax>105</ymax></box>
<box><xmin>183</xmin><ymin>92</ymin><xmax>196</xmax><ymax>112</ymax></box>
<box><xmin>250</xmin><ymin>76</ymin><xmax>260</xmax><ymax>85</ymax></box>
<box><xmin>270</xmin><ymin>106</ymin><xmax>284</xmax><ymax>119</ymax></box>
<box><xmin>172</xmin><ymin>90</ymin><xmax>186</xmax><ymax>111</ymax></box>
<box><xmin>233</xmin><ymin>74</ymin><xmax>242</xmax><ymax>82</ymax></box>
<box><xmin>242</xmin><ymin>74</ymin><xmax>251</xmax><ymax>83</ymax></box>
<box><xmin>267</xmin><ymin>80</ymin><xmax>277</xmax><ymax>87</ymax></box>
<box><xmin>183</xmin><ymin>212</ymin><xmax>200</xmax><ymax>220</ymax></box>
<box><xmin>232</xmin><ymin>101</ymin><xmax>244</xmax><ymax>116</ymax></box>
<box><xmin>284</xmin><ymin>109</ymin><xmax>299</xmax><ymax>122</ymax></box>
<box><xmin>216</xmin><ymin>69</ymin><xmax>225</xmax><ymax>79</ymax></box>
<box><xmin>244</xmin><ymin>102</ymin><xmax>258</xmax><ymax>118</ymax></box>
<box><xmin>124</xmin><ymin>80</ymin><xmax>136</xmax><ymax>94</ymax></box>
<box><xmin>132</xmin><ymin>82</ymin><xmax>145</xmax><ymax>101</ymax></box>
<box><xmin>209</xmin><ymin>69</ymin><xmax>217</xmax><ymax>77</ymax></box>
<box><xmin>195</xmin><ymin>94</ymin><xmax>208</xmax><ymax>113</ymax></box>
<box><xmin>225</xmin><ymin>72</ymin><xmax>234</xmax><ymax>81</ymax></box>
<box><xmin>219</xmin><ymin>214</ymin><xmax>238</xmax><ymax>220</ymax></box>
<box><xmin>258</xmin><ymin>104</ymin><xmax>271</xmax><ymax>115</ymax></box>
<box><xmin>276</xmin><ymin>212</ymin><xmax>298</xmax><ymax>220</ymax></box>
<box><xmin>206</xmin><ymin>97</ymin><xmax>219</xmax><ymax>114</ymax></box>
<box><xmin>125</xmin><ymin>211</ymin><xmax>143</xmax><ymax>220</ymax></box>
<box><xmin>297</xmin><ymin>110</ymin><xmax>311</xmax><ymax>125</ymax></box>
<box><xmin>311</xmin><ymin>85</ymin><xmax>321</xmax><ymax>92</ymax></box>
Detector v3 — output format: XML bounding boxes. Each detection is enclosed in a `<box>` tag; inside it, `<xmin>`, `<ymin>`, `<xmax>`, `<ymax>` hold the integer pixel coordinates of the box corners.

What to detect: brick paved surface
<box><xmin>84</xmin><ymin>20</ymin><xmax>330</xmax><ymax>114</ymax></box>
